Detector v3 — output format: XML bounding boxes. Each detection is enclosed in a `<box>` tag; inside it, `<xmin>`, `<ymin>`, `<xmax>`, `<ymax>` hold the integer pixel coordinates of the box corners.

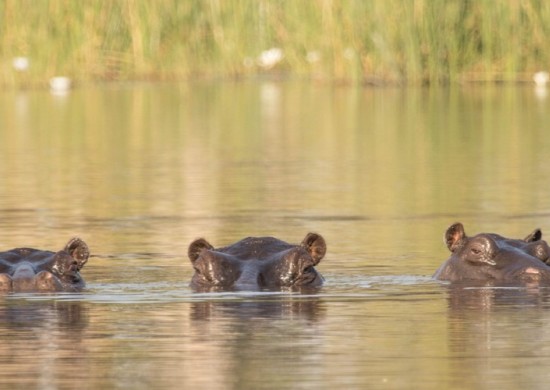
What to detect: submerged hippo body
<box><xmin>0</xmin><ymin>238</ymin><xmax>90</xmax><ymax>292</ymax></box>
<box><xmin>188</xmin><ymin>233</ymin><xmax>326</xmax><ymax>290</ymax></box>
<box><xmin>433</xmin><ymin>222</ymin><xmax>550</xmax><ymax>284</ymax></box>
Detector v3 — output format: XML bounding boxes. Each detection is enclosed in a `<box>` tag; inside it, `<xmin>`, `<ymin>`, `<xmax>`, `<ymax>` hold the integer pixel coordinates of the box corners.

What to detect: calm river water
<box><xmin>1</xmin><ymin>81</ymin><xmax>550</xmax><ymax>389</ymax></box>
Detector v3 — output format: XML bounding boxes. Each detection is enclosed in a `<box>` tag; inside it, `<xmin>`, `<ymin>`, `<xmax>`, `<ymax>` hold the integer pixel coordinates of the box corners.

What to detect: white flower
<box><xmin>533</xmin><ymin>71</ymin><xmax>549</xmax><ymax>87</ymax></box>
<box><xmin>12</xmin><ymin>57</ymin><xmax>29</xmax><ymax>71</ymax></box>
<box><xmin>257</xmin><ymin>48</ymin><xmax>284</xmax><ymax>69</ymax></box>
<box><xmin>306</xmin><ymin>51</ymin><xmax>321</xmax><ymax>64</ymax></box>
<box><xmin>49</xmin><ymin>77</ymin><xmax>72</xmax><ymax>93</ymax></box>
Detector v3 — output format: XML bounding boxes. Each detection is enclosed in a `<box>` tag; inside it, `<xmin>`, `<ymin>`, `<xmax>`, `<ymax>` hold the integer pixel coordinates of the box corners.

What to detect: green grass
<box><xmin>1</xmin><ymin>0</ymin><xmax>550</xmax><ymax>87</ymax></box>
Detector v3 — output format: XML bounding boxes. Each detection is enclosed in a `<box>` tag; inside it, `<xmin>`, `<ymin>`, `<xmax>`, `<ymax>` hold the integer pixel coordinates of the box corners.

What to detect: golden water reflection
<box><xmin>1</xmin><ymin>82</ymin><xmax>550</xmax><ymax>388</ymax></box>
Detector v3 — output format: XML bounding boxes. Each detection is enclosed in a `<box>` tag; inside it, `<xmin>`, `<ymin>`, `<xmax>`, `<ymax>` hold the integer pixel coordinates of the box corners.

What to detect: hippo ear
<box><xmin>64</xmin><ymin>237</ymin><xmax>89</xmax><ymax>270</ymax></box>
<box><xmin>445</xmin><ymin>223</ymin><xmax>466</xmax><ymax>252</ymax></box>
<box><xmin>188</xmin><ymin>238</ymin><xmax>214</xmax><ymax>263</ymax></box>
<box><xmin>301</xmin><ymin>233</ymin><xmax>326</xmax><ymax>265</ymax></box>
<box><xmin>524</xmin><ymin>229</ymin><xmax>542</xmax><ymax>242</ymax></box>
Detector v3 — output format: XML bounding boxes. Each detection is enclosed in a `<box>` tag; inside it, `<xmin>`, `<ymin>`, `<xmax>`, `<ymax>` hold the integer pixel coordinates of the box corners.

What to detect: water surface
<box><xmin>1</xmin><ymin>81</ymin><xmax>550</xmax><ymax>389</ymax></box>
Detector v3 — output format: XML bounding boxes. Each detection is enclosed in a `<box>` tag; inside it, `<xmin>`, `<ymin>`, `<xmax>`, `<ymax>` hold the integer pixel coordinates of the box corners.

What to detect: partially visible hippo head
<box><xmin>504</xmin><ymin>228</ymin><xmax>550</xmax><ymax>265</ymax></box>
<box><xmin>188</xmin><ymin>233</ymin><xmax>326</xmax><ymax>290</ymax></box>
<box><xmin>433</xmin><ymin>222</ymin><xmax>550</xmax><ymax>284</ymax></box>
<box><xmin>0</xmin><ymin>237</ymin><xmax>90</xmax><ymax>292</ymax></box>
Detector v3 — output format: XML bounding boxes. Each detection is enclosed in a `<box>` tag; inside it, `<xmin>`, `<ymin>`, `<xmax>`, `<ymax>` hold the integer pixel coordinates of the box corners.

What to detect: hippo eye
<box><xmin>470</xmin><ymin>247</ymin><xmax>482</xmax><ymax>255</ymax></box>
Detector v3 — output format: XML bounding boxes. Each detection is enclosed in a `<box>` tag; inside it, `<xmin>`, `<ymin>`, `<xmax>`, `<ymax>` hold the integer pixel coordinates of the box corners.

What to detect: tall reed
<box><xmin>1</xmin><ymin>0</ymin><xmax>550</xmax><ymax>87</ymax></box>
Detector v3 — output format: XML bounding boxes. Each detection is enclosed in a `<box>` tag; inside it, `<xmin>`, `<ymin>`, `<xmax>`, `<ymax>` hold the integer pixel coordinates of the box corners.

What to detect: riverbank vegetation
<box><xmin>1</xmin><ymin>0</ymin><xmax>550</xmax><ymax>87</ymax></box>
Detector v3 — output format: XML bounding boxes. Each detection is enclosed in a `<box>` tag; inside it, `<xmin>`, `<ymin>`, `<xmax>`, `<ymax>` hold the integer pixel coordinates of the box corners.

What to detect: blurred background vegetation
<box><xmin>1</xmin><ymin>0</ymin><xmax>550</xmax><ymax>87</ymax></box>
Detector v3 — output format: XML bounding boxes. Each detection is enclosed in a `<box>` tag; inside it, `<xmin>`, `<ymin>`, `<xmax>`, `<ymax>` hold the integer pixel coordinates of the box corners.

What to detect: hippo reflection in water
<box><xmin>188</xmin><ymin>233</ymin><xmax>326</xmax><ymax>289</ymax></box>
<box><xmin>0</xmin><ymin>238</ymin><xmax>90</xmax><ymax>292</ymax></box>
<box><xmin>433</xmin><ymin>222</ymin><xmax>550</xmax><ymax>284</ymax></box>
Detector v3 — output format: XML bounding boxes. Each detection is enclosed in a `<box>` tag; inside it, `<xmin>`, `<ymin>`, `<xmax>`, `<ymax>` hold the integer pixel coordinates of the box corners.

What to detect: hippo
<box><xmin>0</xmin><ymin>238</ymin><xmax>90</xmax><ymax>292</ymax></box>
<box><xmin>433</xmin><ymin>222</ymin><xmax>550</xmax><ymax>284</ymax></box>
<box><xmin>187</xmin><ymin>233</ymin><xmax>326</xmax><ymax>290</ymax></box>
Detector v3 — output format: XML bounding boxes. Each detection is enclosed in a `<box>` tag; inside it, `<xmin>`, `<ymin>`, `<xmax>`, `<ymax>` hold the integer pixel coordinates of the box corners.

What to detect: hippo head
<box><xmin>433</xmin><ymin>222</ymin><xmax>550</xmax><ymax>284</ymax></box>
<box><xmin>188</xmin><ymin>233</ymin><xmax>326</xmax><ymax>290</ymax></box>
<box><xmin>507</xmin><ymin>228</ymin><xmax>550</xmax><ymax>265</ymax></box>
<box><xmin>0</xmin><ymin>237</ymin><xmax>90</xmax><ymax>292</ymax></box>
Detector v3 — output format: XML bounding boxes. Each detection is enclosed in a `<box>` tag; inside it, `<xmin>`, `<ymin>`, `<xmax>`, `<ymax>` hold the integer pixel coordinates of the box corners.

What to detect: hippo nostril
<box><xmin>524</xmin><ymin>267</ymin><xmax>541</xmax><ymax>275</ymax></box>
<box><xmin>520</xmin><ymin>267</ymin><xmax>543</xmax><ymax>282</ymax></box>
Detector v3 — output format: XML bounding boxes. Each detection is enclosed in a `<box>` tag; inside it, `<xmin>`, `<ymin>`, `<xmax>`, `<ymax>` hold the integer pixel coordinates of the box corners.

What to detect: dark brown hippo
<box><xmin>188</xmin><ymin>233</ymin><xmax>326</xmax><ymax>290</ymax></box>
<box><xmin>433</xmin><ymin>222</ymin><xmax>550</xmax><ymax>284</ymax></box>
<box><xmin>504</xmin><ymin>228</ymin><xmax>550</xmax><ymax>265</ymax></box>
<box><xmin>0</xmin><ymin>238</ymin><xmax>90</xmax><ymax>292</ymax></box>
